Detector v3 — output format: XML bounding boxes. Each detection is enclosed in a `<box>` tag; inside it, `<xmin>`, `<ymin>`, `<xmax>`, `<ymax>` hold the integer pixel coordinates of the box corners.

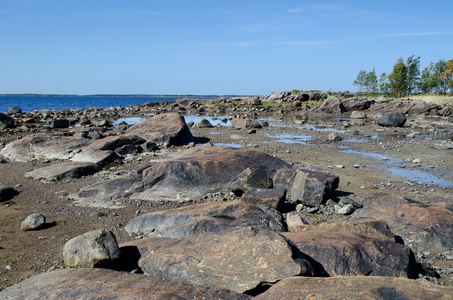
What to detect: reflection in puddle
<box><xmin>266</xmin><ymin>133</ymin><xmax>312</xmax><ymax>144</ymax></box>
<box><xmin>214</xmin><ymin>142</ymin><xmax>243</xmax><ymax>148</ymax></box>
<box><xmin>184</xmin><ymin>115</ymin><xmax>232</xmax><ymax>127</ymax></box>
<box><xmin>340</xmin><ymin>149</ymin><xmax>453</xmax><ymax>187</ymax></box>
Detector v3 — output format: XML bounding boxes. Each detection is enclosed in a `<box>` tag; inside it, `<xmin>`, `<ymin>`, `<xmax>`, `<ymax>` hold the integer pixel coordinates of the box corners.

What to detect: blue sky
<box><xmin>1</xmin><ymin>0</ymin><xmax>452</xmax><ymax>95</ymax></box>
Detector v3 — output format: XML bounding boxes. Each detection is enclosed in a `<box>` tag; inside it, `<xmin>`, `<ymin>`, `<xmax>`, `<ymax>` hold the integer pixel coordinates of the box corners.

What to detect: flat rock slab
<box><xmin>299</xmin><ymin>217</ymin><xmax>395</xmax><ymax>241</ymax></box>
<box><xmin>125</xmin><ymin>201</ymin><xmax>285</xmax><ymax>238</ymax></box>
<box><xmin>126</xmin><ymin>113</ymin><xmax>194</xmax><ymax>146</ymax></box>
<box><xmin>137</xmin><ymin>227</ymin><xmax>312</xmax><ymax>293</ymax></box>
<box><xmin>71</xmin><ymin>146</ymin><xmax>292</xmax><ymax>206</ymax></box>
<box><xmin>253</xmin><ymin>276</ymin><xmax>453</xmax><ymax>300</ymax></box>
<box><xmin>25</xmin><ymin>161</ymin><xmax>102</xmax><ymax>181</ymax></box>
<box><xmin>1</xmin><ymin>268</ymin><xmax>250</xmax><ymax>300</ymax></box>
<box><xmin>347</xmin><ymin>192</ymin><xmax>453</xmax><ymax>252</ymax></box>
<box><xmin>0</xmin><ymin>134</ymin><xmax>92</xmax><ymax>162</ymax></box>
<box><xmin>283</xmin><ymin>230</ymin><xmax>417</xmax><ymax>278</ymax></box>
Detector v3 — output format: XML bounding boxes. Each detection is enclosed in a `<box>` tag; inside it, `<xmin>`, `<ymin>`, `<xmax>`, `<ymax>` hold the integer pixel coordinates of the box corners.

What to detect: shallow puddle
<box><xmin>339</xmin><ymin>149</ymin><xmax>453</xmax><ymax>188</ymax></box>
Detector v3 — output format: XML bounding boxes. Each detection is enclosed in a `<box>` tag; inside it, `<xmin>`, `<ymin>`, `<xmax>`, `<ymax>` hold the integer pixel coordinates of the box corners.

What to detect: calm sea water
<box><xmin>0</xmin><ymin>95</ymin><xmax>220</xmax><ymax>113</ymax></box>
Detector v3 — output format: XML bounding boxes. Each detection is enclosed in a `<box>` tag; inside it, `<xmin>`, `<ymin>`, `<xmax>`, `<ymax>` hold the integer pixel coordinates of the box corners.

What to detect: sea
<box><xmin>0</xmin><ymin>95</ymin><xmax>225</xmax><ymax>113</ymax></box>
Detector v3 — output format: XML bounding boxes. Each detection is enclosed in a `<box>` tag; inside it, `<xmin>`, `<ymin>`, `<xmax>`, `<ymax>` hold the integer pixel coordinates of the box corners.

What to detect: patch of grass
<box><xmin>409</xmin><ymin>94</ymin><xmax>453</xmax><ymax>104</ymax></box>
<box><xmin>56</xmin><ymin>220</ymin><xmax>76</xmax><ymax>226</ymax></box>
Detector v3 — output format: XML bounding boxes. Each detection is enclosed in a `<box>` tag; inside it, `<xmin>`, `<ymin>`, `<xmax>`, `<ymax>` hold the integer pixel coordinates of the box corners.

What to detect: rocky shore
<box><xmin>1</xmin><ymin>91</ymin><xmax>453</xmax><ymax>299</ymax></box>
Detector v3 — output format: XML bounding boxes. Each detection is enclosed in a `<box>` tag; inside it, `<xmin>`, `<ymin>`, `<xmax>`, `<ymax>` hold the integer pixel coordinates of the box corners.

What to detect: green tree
<box><xmin>353</xmin><ymin>70</ymin><xmax>367</xmax><ymax>93</ymax></box>
<box><xmin>440</xmin><ymin>59</ymin><xmax>453</xmax><ymax>94</ymax></box>
<box><xmin>389</xmin><ymin>57</ymin><xmax>408</xmax><ymax>97</ymax></box>
<box><xmin>364</xmin><ymin>68</ymin><xmax>378</xmax><ymax>93</ymax></box>
<box><xmin>420</xmin><ymin>63</ymin><xmax>436</xmax><ymax>94</ymax></box>
<box><xmin>406</xmin><ymin>55</ymin><xmax>421</xmax><ymax>94</ymax></box>
<box><xmin>379</xmin><ymin>72</ymin><xmax>390</xmax><ymax>94</ymax></box>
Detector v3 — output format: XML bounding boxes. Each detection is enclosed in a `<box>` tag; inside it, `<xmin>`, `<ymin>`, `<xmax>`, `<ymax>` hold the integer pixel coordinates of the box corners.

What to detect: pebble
<box><xmin>335</xmin><ymin>165</ymin><xmax>345</xmax><ymax>169</ymax></box>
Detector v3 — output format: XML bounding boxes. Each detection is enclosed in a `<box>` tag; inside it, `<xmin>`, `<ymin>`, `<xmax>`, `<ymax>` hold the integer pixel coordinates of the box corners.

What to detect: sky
<box><xmin>1</xmin><ymin>0</ymin><xmax>452</xmax><ymax>95</ymax></box>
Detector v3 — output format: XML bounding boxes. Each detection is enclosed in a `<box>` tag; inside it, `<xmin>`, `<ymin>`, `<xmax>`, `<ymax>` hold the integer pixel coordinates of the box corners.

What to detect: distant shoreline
<box><xmin>0</xmin><ymin>94</ymin><xmax>247</xmax><ymax>98</ymax></box>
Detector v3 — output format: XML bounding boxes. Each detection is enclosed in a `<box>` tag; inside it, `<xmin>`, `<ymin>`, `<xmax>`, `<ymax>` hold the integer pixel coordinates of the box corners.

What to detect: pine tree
<box><xmin>406</xmin><ymin>55</ymin><xmax>421</xmax><ymax>94</ymax></box>
<box><xmin>379</xmin><ymin>73</ymin><xmax>390</xmax><ymax>94</ymax></box>
<box><xmin>364</xmin><ymin>68</ymin><xmax>378</xmax><ymax>93</ymax></box>
<box><xmin>353</xmin><ymin>70</ymin><xmax>367</xmax><ymax>93</ymax></box>
<box><xmin>389</xmin><ymin>58</ymin><xmax>408</xmax><ymax>97</ymax></box>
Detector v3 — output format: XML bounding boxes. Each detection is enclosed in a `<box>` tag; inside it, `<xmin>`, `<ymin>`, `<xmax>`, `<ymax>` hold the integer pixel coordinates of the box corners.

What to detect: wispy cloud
<box><xmin>386</xmin><ymin>32</ymin><xmax>453</xmax><ymax>37</ymax></box>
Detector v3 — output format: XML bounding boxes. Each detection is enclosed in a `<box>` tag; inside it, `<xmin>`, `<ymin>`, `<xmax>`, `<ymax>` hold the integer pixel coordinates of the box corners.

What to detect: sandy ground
<box><xmin>0</xmin><ymin>112</ymin><xmax>452</xmax><ymax>290</ymax></box>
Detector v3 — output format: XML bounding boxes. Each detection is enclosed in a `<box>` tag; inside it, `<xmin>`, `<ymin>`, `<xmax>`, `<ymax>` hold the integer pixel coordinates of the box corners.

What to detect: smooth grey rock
<box><xmin>63</xmin><ymin>229</ymin><xmax>121</xmax><ymax>268</ymax></box>
<box><xmin>337</xmin><ymin>204</ymin><xmax>355</xmax><ymax>215</ymax></box>
<box><xmin>21</xmin><ymin>213</ymin><xmax>46</xmax><ymax>231</ymax></box>
<box><xmin>192</xmin><ymin>119</ymin><xmax>214</xmax><ymax>128</ymax></box>
<box><xmin>8</xmin><ymin>106</ymin><xmax>22</xmax><ymax>114</ymax></box>
<box><xmin>241</xmin><ymin>188</ymin><xmax>286</xmax><ymax>211</ymax></box>
<box><xmin>377</xmin><ymin>112</ymin><xmax>407</xmax><ymax>127</ymax></box>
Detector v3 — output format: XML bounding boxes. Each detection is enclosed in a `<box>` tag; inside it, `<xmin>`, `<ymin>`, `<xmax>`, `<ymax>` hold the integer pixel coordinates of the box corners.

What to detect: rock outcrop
<box><xmin>134</xmin><ymin>227</ymin><xmax>312</xmax><ymax>293</ymax></box>
<box><xmin>254</xmin><ymin>276</ymin><xmax>453</xmax><ymax>300</ymax></box>
<box><xmin>125</xmin><ymin>201</ymin><xmax>285</xmax><ymax>238</ymax></box>
<box><xmin>347</xmin><ymin>192</ymin><xmax>453</xmax><ymax>252</ymax></box>
<box><xmin>1</xmin><ymin>268</ymin><xmax>250</xmax><ymax>299</ymax></box>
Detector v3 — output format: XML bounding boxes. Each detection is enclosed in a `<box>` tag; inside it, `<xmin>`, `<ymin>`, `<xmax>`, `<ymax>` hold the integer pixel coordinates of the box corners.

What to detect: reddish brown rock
<box><xmin>126</xmin><ymin>112</ymin><xmax>194</xmax><ymax>146</ymax></box>
<box><xmin>230</xmin><ymin>118</ymin><xmax>262</xmax><ymax>129</ymax></box>
<box><xmin>137</xmin><ymin>227</ymin><xmax>312</xmax><ymax>293</ymax></box>
<box><xmin>253</xmin><ymin>276</ymin><xmax>453</xmax><ymax>300</ymax></box>
<box><xmin>1</xmin><ymin>268</ymin><xmax>250</xmax><ymax>299</ymax></box>
<box><xmin>124</xmin><ymin>201</ymin><xmax>285</xmax><ymax>238</ymax></box>
<box><xmin>299</xmin><ymin>217</ymin><xmax>395</xmax><ymax>241</ymax></box>
<box><xmin>283</xmin><ymin>230</ymin><xmax>417</xmax><ymax>278</ymax></box>
<box><xmin>347</xmin><ymin>192</ymin><xmax>453</xmax><ymax>251</ymax></box>
<box><xmin>71</xmin><ymin>146</ymin><xmax>292</xmax><ymax>206</ymax></box>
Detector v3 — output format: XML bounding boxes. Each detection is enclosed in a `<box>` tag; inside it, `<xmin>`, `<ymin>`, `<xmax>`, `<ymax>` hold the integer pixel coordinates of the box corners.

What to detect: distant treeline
<box><xmin>353</xmin><ymin>56</ymin><xmax>453</xmax><ymax>97</ymax></box>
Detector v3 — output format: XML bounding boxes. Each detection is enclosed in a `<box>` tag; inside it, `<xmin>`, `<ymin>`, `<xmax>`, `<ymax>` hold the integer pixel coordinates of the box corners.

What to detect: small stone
<box><xmin>337</xmin><ymin>204</ymin><xmax>355</xmax><ymax>215</ymax></box>
<box><xmin>412</xmin><ymin>158</ymin><xmax>422</xmax><ymax>164</ymax></box>
<box><xmin>21</xmin><ymin>213</ymin><xmax>46</xmax><ymax>231</ymax></box>
<box><xmin>335</xmin><ymin>165</ymin><xmax>345</xmax><ymax>169</ymax></box>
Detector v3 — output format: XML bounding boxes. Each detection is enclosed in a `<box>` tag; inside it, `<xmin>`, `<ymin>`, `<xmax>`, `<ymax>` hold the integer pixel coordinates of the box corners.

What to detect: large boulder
<box><xmin>1</xmin><ymin>268</ymin><xmax>250</xmax><ymax>299</ymax></box>
<box><xmin>283</xmin><ymin>230</ymin><xmax>417</xmax><ymax>278</ymax></box>
<box><xmin>347</xmin><ymin>192</ymin><xmax>453</xmax><ymax>252</ymax></box>
<box><xmin>63</xmin><ymin>229</ymin><xmax>121</xmax><ymax>269</ymax></box>
<box><xmin>254</xmin><ymin>276</ymin><xmax>453</xmax><ymax>300</ymax></box>
<box><xmin>273</xmin><ymin>168</ymin><xmax>339</xmax><ymax>207</ymax></box>
<box><xmin>125</xmin><ymin>201</ymin><xmax>285</xmax><ymax>238</ymax></box>
<box><xmin>309</xmin><ymin>98</ymin><xmax>346</xmax><ymax>114</ymax></box>
<box><xmin>231</xmin><ymin>118</ymin><xmax>262</xmax><ymax>129</ymax></box>
<box><xmin>136</xmin><ymin>227</ymin><xmax>313</xmax><ymax>293</ymax></box>
<box><xmin>0</xmin><ymin>113</ymin><xmax>14</xmax><ymax>128</ymax></box>
<box><xmin>377</xmin><ymin>112</ymin><xmax>407</xmax><ymax>127</ymax></box>
<box><xmin>71</xmin><ymin>146</ymin><xmax>292</xmax><ymax>206</ymax></box>
<box><xmin>0</xmin><ymin>134</ymin><xmax>91</xmax><ymax>162</ymax></box>
<box><xmin>24</xmin><ymin>161</ymin><xmax>102</xmax><ymax>181</ymax></box>
<box><xmin>126</xmin><ymin>113</ymin><xmax>194</xmax><ymax>146</ymax></box>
